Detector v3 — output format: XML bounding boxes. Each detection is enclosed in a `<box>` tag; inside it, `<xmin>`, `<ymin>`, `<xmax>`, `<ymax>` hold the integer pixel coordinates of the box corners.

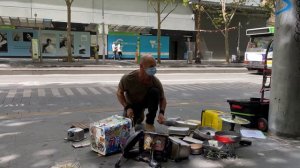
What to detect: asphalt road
<box><xmin>0</xmin><ymin>72</ymin><xmax>264</xmax><ymax>118</ymax></box>
<box><xmin>3</xmin><ymin>72</ymin><xmax>300</xmax><ymax>168</ymax></box>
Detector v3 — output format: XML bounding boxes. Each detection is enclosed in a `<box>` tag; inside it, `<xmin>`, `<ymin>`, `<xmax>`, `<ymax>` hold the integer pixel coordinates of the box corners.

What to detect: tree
<box><xmin>260</xmin><ymin>0</ymin><xmax>275</xmax><ymax>25</ymax></box>
<box><xmin>65</xmin><ymin>0</ymin><xmax>74</xmax><ymax>62</ymax></box>
<box><xmin>202</xmin><ymin>0</ymin><xmax>246</xmax><ymax>63</ymax></box>
<box><xmin>148</xmin><ymin>0</ymin><xmax>179</xmax><ymax>64</ymax></box>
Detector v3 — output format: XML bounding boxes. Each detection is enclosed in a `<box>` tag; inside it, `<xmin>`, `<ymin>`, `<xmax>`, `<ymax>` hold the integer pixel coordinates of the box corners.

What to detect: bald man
<box><xmin>116</xmin><ymin>55</ymin><xmax>167</xmax><ymax>132</ymax></box>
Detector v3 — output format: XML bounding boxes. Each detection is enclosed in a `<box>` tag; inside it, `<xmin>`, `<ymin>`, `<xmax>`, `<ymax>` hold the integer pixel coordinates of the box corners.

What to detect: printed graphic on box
<box><xmin>90</xmin><ymin>115</ymin><xmax>132</xmax><ymax>155</ymax></box>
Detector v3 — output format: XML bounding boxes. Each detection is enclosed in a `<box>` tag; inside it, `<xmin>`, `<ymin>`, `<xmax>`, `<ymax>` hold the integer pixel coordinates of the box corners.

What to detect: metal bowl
<box><xmin>192</xmin><ymin>127</ymin><xmax>216</xmax><ymax>141</ymax></box>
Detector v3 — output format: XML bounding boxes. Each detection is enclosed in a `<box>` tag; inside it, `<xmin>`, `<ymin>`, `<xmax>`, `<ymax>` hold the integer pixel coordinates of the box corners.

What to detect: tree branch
<box><xmin>149</xmin><ymin>0</ymin><xmax>158</xmax><ymax>13</ymax></box>
<box><xmin>161</xmin><ymin>2</ymin><xmax>169</xmax><ymax>14</ymax></box>
<box><xmin>161</xmin><ymin>2</ymin><xmax>178</xmax><ymax>23</ymax></box>
<box><xmin>202</xmin><ymin>8</ymin><xmax>225</xmax><ymax>36</ymax></box>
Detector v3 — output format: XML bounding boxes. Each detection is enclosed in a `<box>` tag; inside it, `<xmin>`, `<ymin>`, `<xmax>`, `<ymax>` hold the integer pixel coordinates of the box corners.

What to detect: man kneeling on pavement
<box><xmin>116</xmin><ymin>55</ymin><xmax>167</xmax><ymax>132</ymax></box>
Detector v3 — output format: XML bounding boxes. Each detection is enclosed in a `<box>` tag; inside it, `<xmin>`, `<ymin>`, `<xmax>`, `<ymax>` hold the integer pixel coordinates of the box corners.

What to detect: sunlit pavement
<box><xmin>1</xmin><ymin>104</ymin><xmax>300</xmax><ymax>168</ymax></box>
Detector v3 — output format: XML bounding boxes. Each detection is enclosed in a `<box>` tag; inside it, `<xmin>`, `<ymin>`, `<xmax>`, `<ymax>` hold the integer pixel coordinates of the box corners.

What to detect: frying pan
<box><xmin>214</xmin><ymin>131</ymin><xmax>241</xmax><ymax>144</ymax></box>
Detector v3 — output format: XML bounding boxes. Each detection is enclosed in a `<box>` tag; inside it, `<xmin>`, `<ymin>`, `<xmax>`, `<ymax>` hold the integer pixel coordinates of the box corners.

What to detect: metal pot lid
<box><xmin>220</xmin><ymin>114</ymin><xmax>250</xmax><ymax>125</ymax></box>
<box><xmin>196</xmin><ymin>127</ymin><xmax>216</xmax><ymax>136</ymax></box>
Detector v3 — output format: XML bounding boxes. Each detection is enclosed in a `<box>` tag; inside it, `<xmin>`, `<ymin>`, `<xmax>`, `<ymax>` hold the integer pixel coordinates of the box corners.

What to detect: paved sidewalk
<box><xmin>1</xmin><ymin>109</ymin><xmax>300</xmax><ymax>168</ymax></box>
<box><xmin>0</xmin><ymin>58</ymin><xmax>247</xmax><ymax>75</ymax></box>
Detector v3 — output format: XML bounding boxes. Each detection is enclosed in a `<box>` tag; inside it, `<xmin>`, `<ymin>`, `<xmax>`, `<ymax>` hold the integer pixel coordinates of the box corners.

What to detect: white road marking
<box><xmin>23</xmin><ymin>89</ymin><xmax>31</xmax><ymax>98</ymax></box>
<box><xmin>88</xmin><ymin>87</ymin><xmax>101</xmax><ymax>95</ymax></box>
<box><xmin>76</xmin><ymin>88</ymin><xmax>88</xmax><ymax>95</ymax></box>
<box><xmin>51</xmin><ymin>88</ymin><xmax>61</xmax><ymax>97</ymax></box>
<box><xmin>64</xmin><ymin>88</ymin><xmax>74</xmax><ymax>96</ymax></box>
<box><xmin>6</xmin><ymin>89</ymin><xmax>16</xmax><ymax>98</ymax></box>
<box><xmin>38</xmin><ymin>88</ymin><xmax>46</xmax><ymax>97</ymax></box>
<box><xmin>98</xmin><ymin>87</ymin><xmax>112</xmax><ymax>94</ymax></box>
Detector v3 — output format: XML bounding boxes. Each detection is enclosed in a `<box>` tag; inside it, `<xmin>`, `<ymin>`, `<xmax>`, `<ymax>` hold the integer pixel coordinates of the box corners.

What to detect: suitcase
<box><xmin>89</xmin><ymin>115</ymin><xmax>133</xmax><ymax>155</ymax></box>
<box><xmin>201</xmin><ymin>109</ymin><xmax>231</xmax><ymax>131</ymax></box>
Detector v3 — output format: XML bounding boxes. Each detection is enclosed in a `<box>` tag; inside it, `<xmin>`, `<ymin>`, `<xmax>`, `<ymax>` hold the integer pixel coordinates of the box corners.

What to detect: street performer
<box><xmin>116</xmin><ymin>55</ymin><xmax>167</xmax><ymax>132</ymax></box>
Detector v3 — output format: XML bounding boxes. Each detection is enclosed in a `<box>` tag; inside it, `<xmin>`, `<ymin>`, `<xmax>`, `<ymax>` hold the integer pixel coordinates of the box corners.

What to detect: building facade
<box><xmin>0</xmin><ymin>0</ymin><xmax>268</xmax><ymax>60</ymax></box>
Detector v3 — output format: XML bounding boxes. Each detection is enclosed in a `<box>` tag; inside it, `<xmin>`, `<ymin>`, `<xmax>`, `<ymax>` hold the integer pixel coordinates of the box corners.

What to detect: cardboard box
<box><xmin>89</xmin><ymin>115</ymin><xmax>133</xmax><ymax>155</ymax></box>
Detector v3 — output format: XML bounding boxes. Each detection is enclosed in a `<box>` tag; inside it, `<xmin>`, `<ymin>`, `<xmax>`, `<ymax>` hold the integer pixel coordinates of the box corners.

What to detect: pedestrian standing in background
<box><xmin>112</xmin><ymin>42</ymin><xmax>117</xmax><ymax>60</ymax></box>
<box><xmin>117</xmin><ymin>43</ymin><xmax>122</xmax><ymax>60</ymax></box>
<box><xmin>0</xmin><ymin>33</ymin><xmax>8</xmax><ymax>52</ymax></box>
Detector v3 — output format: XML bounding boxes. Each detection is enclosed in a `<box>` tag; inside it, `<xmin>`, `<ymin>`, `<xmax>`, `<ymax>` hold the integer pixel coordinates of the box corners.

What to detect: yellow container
<box><xmin>201</xmin><ymin>109</ymin><xmax>224</xmax><ymax>131</ymax></box>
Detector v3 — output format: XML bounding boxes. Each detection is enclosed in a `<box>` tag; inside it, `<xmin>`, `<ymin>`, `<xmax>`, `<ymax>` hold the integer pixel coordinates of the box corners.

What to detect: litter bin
<box><xmin>187</xmin><ymin>51</ymin><xmax>193</xmax><ymax>64</ymax></box>
<box><xmin>227</xmin><ymin>98</ymin><xmax>269</xmax><ymax>131</ymax></box>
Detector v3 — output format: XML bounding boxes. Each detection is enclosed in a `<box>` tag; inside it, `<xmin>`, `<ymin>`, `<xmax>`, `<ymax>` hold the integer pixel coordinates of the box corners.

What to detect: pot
<box><xmin>190</xmin><ymin>143</ymin><xmax>202</xmax><ymax>155</ymax></box>
<box><xmin>168</xmin><ymin>137</ymin><xmax>191</xmax><ymax>161</ymax></box>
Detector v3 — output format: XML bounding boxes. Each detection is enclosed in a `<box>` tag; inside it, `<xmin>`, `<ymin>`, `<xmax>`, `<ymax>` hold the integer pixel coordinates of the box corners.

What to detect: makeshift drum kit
<box><xmin>115</xmin><ymin>114</ymin><xmax>252</xmax><ymax>167</ymax></box>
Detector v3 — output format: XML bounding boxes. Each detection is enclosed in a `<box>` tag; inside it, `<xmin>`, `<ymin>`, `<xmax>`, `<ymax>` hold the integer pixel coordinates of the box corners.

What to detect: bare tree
<box><xmin>202</xmin><ymin>0</ymin><xmax>246</xmax><ymax>63</ymax></box>
<box><xmin>148</xmin><ymin>0</ymin><xmax>179</xmax><ymax>64</ymax></box>
<box><xmin>65</xmin><ymin>0</ymin><xmax>74</xmax><ymax>62</ymax></box>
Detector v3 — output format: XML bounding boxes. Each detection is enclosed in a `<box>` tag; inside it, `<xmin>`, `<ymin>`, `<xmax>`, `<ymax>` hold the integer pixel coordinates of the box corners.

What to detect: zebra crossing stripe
<box><xmin>168</xmin><ymin>85</ymin><xmax>186</xmax><ymax>91</ymax></box>
<box><xmin>51</xmin><ymin>88</ymin><xmax>61</xmax><ymax>97</ymax></box>
<box><xmin>23</xmin><ymin>89</ymin><xmax>31</xmax><ymax>98</ymax></box>
<box><xmin>188</xmin><ymin>85</ymin><xmax>205</xmax><ymax>90</ymax></box>
<box><xmin>7</xmin><ymin>89</ymin><xmax>17</xmax><ymax>98</ymax></box>
<box><xmin>64</xmin><ymin>88</ymin><xmax>74</xmax><ymax>96</ymax></box>
<box><xmin>76</xmin><ymin>88</ymin><xmax>88</xmax><ymax>95</ymax></box>
<box><xmin>183</xmin><ymin>85</ymin><xmax>199</xmax><ymax>90</ymax></box>
<box><xmin>108</xmin><ymin>86</ymin><xmax>117</xmax><ymax>92</ymax></box>
<box><xmin>164</xmin><ymin>86</ymin><xmax>176</xmax><ymax>91</ymax></box>
<box><xmin>88</xmin><ymin>87</ymin><xmax>101</xmax><ymax>95</ymax></box>
<box><xmin>99</xmin><ymin>87</ymin><xmax>112</xmax><ymax>94</ymax></box>
<box><xmin>38</xmin><ymin>88</ymin><xmax>46</xmax><ymax>97</ymax></box>
<box><xmin>194</xmin><ymin>85</ymin><xmax>210</xmax><ymax>90</ymax></box>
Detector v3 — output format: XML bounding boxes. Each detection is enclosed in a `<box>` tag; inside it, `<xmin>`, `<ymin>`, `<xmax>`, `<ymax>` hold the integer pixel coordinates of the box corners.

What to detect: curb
<box><xmin>0</xmin><ymin>68</ymin><xmax>248</xmax><ymax>75</ymax></box>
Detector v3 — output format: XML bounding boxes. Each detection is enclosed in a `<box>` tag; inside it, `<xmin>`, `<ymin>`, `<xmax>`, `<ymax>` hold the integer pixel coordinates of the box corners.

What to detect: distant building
<box><xmin>0</xmin><ymin>0</ymin><xmax>269</xmax><ymax>60</ymax></box>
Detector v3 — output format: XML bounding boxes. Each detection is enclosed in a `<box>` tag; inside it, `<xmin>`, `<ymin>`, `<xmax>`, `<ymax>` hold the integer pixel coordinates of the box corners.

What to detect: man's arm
<box><xmin>157</xmin><ymin>96</ymin><xmax>167</xmax><ymax>124</ymax></box>
<box><xmin>116</xmin><ymin>87</ymin><xmax>134</xmax><ymax>118</ymax></box>
<box><xmin>159</xmin><ymin>97</ymin><xmax>167</xmax><ymax>113</ymax></box>
<box><xmin>116</xmin><ymin>87</ymin><xmax>127</xmax><ymax>108</ymax></box>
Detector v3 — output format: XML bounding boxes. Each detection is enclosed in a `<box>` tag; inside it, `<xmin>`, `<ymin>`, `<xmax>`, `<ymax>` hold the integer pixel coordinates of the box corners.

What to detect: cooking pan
<box><xmin>214</xmin><ymin>131</ymin><xmax>241</xmax><ymax>144</ymax></box>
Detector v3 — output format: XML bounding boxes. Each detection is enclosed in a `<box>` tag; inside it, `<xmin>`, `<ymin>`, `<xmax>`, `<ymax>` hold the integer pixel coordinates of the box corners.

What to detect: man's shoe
<box><xmin>145</xmin><ymin>124</ymin><xmax>155</xmax><ymax>132</ymax></box>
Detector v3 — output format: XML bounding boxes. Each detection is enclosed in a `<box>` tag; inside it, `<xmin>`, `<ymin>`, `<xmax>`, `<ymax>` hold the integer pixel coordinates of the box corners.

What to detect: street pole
<box><xmin>102</xmin><ymin>0</ymin><xmax>106</xmax><ymax>62</ymax></box>
<box><xmin>35</xmin><ymin>13</ymin><xmax>42</xmax><ymax>63</ymax></box>
<box><xmin>237</xmin><ymin>22</ymin><xmax>241</xmax><ymax>60</ymax></box>
<box><xmin>269</xmin><ymin>0</ymin><xmax>300</xmax><ymax>137</ymax></box>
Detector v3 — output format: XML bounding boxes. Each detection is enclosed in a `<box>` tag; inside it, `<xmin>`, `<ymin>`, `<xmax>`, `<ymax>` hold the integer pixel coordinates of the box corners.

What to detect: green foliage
<box><xmin>260</xmin><ymin>0</ymin><xmax>275</xmax><ymax>14</ymax></box>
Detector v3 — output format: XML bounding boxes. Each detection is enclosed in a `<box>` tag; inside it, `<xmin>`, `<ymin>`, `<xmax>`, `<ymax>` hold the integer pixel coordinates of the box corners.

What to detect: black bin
<box><xmin>227</xmin><ymin>98</ymin><xmax>269</xmax><ymax>131</ymax></box>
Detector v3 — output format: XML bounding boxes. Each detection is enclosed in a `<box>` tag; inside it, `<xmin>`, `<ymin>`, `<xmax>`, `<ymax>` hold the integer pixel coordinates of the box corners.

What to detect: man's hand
<box><xmin>157</xmin><ymin>113</ymin><xmax>165</xmax><ymax>124</ymax></box>
<box><xmin>126</xmin><ymin>108</ymin><xmax>134</xmax><ymax>119</ymax></box>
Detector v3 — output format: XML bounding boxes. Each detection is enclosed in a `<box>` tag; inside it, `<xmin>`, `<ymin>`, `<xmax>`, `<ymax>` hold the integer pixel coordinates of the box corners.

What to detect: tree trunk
<box><xmin>269</xmin><ymin>0</ymin><xmax>300</xmax><ymax>137</ymax></box>
<box><xmin>66</xmin><ymin>1</ymin><xmax>73</xmax><ymax>62</ymax></box>
<box><xmin>195</xmin><ymin>8</ymin><xmax>202</xmax><ymax>64</ymax></box>
<box><xmin>157</xmin><ymin>0</ymin><xmax>161</xmax><ymax>64</ymax></box>
<box><xmin>224</xmin><ymin>27</ymin><xmax>230</xmax><ymax>63</ymax></box>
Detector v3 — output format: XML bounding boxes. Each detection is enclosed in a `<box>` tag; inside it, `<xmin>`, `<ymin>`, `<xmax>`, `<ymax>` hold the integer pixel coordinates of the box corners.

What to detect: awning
<box><xmin>108</xmin><ymin>24</ymin><xmax>153</xmax><ymax>34</ymax></box>
<box><xmin>84</xmin><ymin>23</ymin><xmax>153</xmax><ymax>34</ymax></box>
<box><xmin>0</xmin><ymin>16</ymin><xmax>53</xmax><ymax>29</ymax></box>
